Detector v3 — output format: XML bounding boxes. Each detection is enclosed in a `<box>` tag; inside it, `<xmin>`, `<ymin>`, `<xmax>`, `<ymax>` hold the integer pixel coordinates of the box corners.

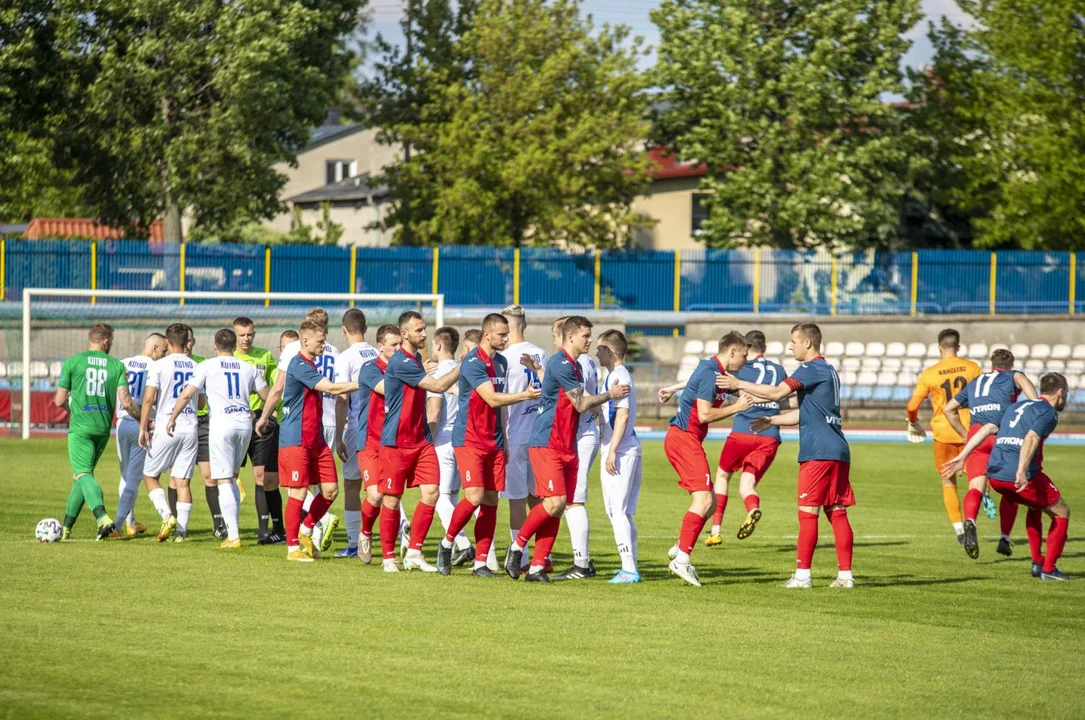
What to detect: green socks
<box><xmin>63</xmin><ymin>481</ymin><xmax>85</xmax><ymax>529</ymax></box>
<box><xmin>74</xmin><ymin>473</ymin><xmax>107</xmax><ymax>519</ymax></box>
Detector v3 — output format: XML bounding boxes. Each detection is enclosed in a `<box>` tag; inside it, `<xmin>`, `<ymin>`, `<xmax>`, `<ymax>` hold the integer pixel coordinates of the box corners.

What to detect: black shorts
<box><xmin>197</xmin><ymin>414</ymin><xmax>210</xmax><ymax>463</ymax></box>
<box><xmin>244</xmin><ymin>415</ymin><xmax>279</xmax><ymax>472</ymax></box>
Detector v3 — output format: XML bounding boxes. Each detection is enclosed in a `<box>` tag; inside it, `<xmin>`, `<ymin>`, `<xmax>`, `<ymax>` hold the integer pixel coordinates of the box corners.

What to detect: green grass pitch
<box><xmin>2</xmin><ymin>437</ymin><xmax>1083</xmax><ymax>718</ymax></box>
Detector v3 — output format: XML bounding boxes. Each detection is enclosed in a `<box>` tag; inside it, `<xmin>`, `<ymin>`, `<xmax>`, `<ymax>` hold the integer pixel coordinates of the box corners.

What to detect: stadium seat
<box><xmin>857</xmin><ymin>371</ymin><xmax>878</xmax><ymax>386</ymax></box>
<box><xmin>1047</xmin><ymin>360</ymin><xmax>1066</xmax><ymax>373</ymax></box>
<box><xmin>8</xmin><ymin>361</ymin><xmax>22</xmax><ymax>378</ymax></box>
<box><xmin>1073</xmin><ymin>345</ymin><xmax>1085</xmax><ymax>360</ymax></box>
<box><xmin>825</xmin><ymin>341</ymin><xmax>845</xmax><ymax>357</ymax></box>
<box><xmin>1067</xmin><ymin>360</ymin><xmax>1085</xmax><ymax>372</ymax></box>
<box><xmin>906</xmin><ymin>342</ymin><xmax>926</xmax><ymax>358</ymax></box>
<box><xmin>840</xmin><ymin>385</ymin><xmax>853</xmax><ymax>401</ymax></box>
<box><xmin>766</xmin><ymin>341</ymin><xmax>785</xmax><ymax>356</ymax></box>
<box><xmin>682</xmin><ymin>340</ymin><xmax>704</xmax><ymax>356</ymax></box>
<box><xmin>0</xmin><ymin>361</ymin><xmax>6</xmax><ymax>378</ymax></box>
<box><xmin>1051</xmin><ymin>344</ymin><xmax>1072</xmax><ymax>360</ymax></box>
<box><xmin>1031</xmin><ymin>344</ymin><xmax>1051</xmax><ymax>361</ymax></box>
<box><xmin>845</xmin><ymin>341</ymin><xmax>865</xmax><ymax>357</ymax></box>
<box><xmin>783</xmin><ymin>358</ymin><xmax>800</xmax><ymax>374</ymax></box>
<box><xmin>825</xmin><ymin>356</ymin><xmax>842</xmax><ymax>369</ymax></box>
<box><xmin>926</xmin><ymin>343</ymin><xmax>940</xmax><ymax>358</ymax></box>
<box><xmin>861</xmin><ymin>358</ymin><xmax>881</xmax><ymax>371</ymax></box>
<box><xmin>1025</xmin><ymin>359</ymin><xmax>1045</xmax><ymax>374</ymax></box>
<box><xmin>853</xmin><ymin>386</ymin><xmax>874</xmax><ymax>401</ymax></box>
<box><xmin>841</xmin><ymin>370</ymin><xmax>859</xmax><ymax>386</ymax></box>
<box><xmin>49</xmin><ymin>361</ymin><xmax>64</xmax><ymax>380</ymax></box>
<box><xmin>866</xmin><ymin>342</ymin><xmax>886</xmax><ymax>358</ymax></box>
<box><xmin>0</xmin><ymin>379</ymin><xmax>9</xmax><ymax>390</ymax></box>
<box><xmin>882</xmin><ymin>358</ymin><xmax>902</xmax><ymax>372</ymax></box>
<box><xmin>892</xmin><ymin>385</ymin><xmax>912</xmax><ymax>402</ymax></box>
<box><xmin>843</xmin><ymin>358</ymin><xmax>861</xmax><ymax>372</ymax></box>
<box><xmin>902</xmin><ymin>358</ymin><xmax>923</xmax><ymax>373</ymax></box>
<box><xmin>30</xmin><ymin>361</ymin><xmax>49</xmax><ymax>379</ymax></box>
<box><xmin>873</xmin><ymin>386</ymin><xmax>893</xmax><ymax>401</ymax></box>
<box><xmin>31</xmin><ymin>379</ymin><xmax>52</xmax><ymax>391</ymax></box>
<box><xmin>1073</xmin><ymin>390</ymin><xmax>1085</xmax><ymax>405</ymax></box>
<box><xmin>968</xmin><ymin>342</ymin><xmax>988</xmax><ymax>360</ymax></box>
<box><xmin>886</xmin><ymin>342</ymin><xmax>906</xmax><ymax>358</ymax></box>
<box><xmin>897</xmin><ymin>370</ymin><xmax>918</xmax><ymax>386</ymax></box>
<box><xmin>877</xmin><ymin>371</ymin><xmax>897</xmax><ymax>386</ymax></box>
<box><xmin>1010</xmin><ymin>343</ymin><xmax>1030</xmax><ymax>360</ymax></box>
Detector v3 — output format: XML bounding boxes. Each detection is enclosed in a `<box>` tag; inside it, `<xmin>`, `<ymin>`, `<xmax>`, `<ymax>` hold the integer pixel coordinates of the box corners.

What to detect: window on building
<box><xmin>326</xmin><ymin>159</ymin><xmax>358</xmax><ymax>184</ymax></box>
<box><xmin>691</xmin><ymin>193</ymin><xmax>710</xmax><ymax>236</ymax></box>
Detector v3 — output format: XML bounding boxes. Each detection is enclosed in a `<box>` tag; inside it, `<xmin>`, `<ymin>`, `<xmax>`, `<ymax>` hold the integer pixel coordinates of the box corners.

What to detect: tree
<box><xmin>912</xmin><ymin>2</ymin><xmax>1085</xmax><ymax>250</ymax></box>
<box><xmin>652</xmin><ymin>0</ymin><xmax>923</xmax><ymax>249</ymax></box>
<box><xmin>3</xmin><ymin>0</ymin><xmax>363</xmax><ymax>240</ymax></box>
<box><xmin>362</xmin><ymin>0</ymin><xmax>654</xmax><ymax>248</ymax></box>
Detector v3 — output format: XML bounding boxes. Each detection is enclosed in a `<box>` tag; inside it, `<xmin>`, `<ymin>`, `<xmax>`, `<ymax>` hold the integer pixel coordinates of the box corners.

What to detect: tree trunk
<box><xmin>163</xmin><ymin>199</ymin><xmax>182</xmax><ymax>244</ymax></box>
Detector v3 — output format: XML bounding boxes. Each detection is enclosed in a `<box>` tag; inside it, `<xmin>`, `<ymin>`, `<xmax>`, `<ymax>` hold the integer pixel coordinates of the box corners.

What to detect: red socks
<box><xmin>999</xmin><ymin>496</ymin><xmax>1018</xmax><ymax>536</ymax></box>
<box><xmin>1025</xmin><ymin>509</ymin><xmax>1044</xmax><ymax>564</ymax></box>
<box><xmin>516</xmin><ymin>503</ymin><xmax>551</xmax><ymax>548</ymax></box>
<box><xmin>360</xmin><ymin>498</ymin><xmax>380</xmax><ymax>537</ymax></box>
<box><xmin>409</xmin><ymin>501</ymin><xmax>436</xmax><ymax>551</ymax></box>
<box><xmin>962</xmin><ymin>488</ymin><xmax>983</xmax><ymax>522</ymax></box>
<box><xmin>1043</xmin><ymin>516</ymin><xmax>1069</xmax><ymax>573</ymax></box>
<box><xmin>474</xmin><ymin>503</ymin><xmax>498</xmax><ymax>561</ymax></box>
<box><xmin>825</xmin><ymin>508</ymin><xmax>854</xmax><ymax>571</ymax></box>
<box><xmin>379</xmin><ymin>503</ymin><xmax>400</xmax><ymax>559</ymax></box>
<box><xmin>445</xmin><ymin>498</ymin><xmax>479</xmax><ymax>544</ymax></box>
<box><xmin>678</xmin><ymin>511</ymin><xmax>707</xmax><ymax>554</ymax></box>
<box><xmin>796</xmin><ymin>511</ymin><xmax>818</xmax><ymax>569</ymax></box>
<box><xmin>532</xmin><ymin>515</ymin><xmax>561</xmax><ymax>567</ymax></box>
<box><xmin>285</xmin><ymin>496</ymin><xmax>304</xmax><ymax>547</ymax></box>
<box><xmin>712</xmin><ymin>493</ymin><xmax>728</xmax><ymax>526</ymax></box>
<box><xmin>302</xmin><ymin>493</ymin><xmax>331</xmax><ymax>530</ymax></box>
<box><xmin>743</xmin><ymin>494</ymin><xmax>760</xmax><ymax>512</ymax></box>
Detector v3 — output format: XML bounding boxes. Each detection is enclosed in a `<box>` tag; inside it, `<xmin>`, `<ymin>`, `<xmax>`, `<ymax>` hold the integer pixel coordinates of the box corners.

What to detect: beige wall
<box><xmin>293</xmin><ymin>201</ymin><xmax>391</xmax><ymax>247</ymax></box>
<box><xmin>630</xmin><ymin>176</ymin><xmax>703</xmax><ymax>252</ymax></box>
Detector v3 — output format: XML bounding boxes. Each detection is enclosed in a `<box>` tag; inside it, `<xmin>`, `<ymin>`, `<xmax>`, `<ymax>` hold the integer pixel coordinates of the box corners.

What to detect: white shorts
<box><xmin>209</xmin><ymin>424</ymin><xmax>253</xmax><ymax>480</ymax></box>
<box><xmin>143</xmin><ymin>428</ymin><xmax>198</xmax><ymax>480</ymax></box>
<box><xmin>501</xmin><ymin>444</ymin><xmax>533</xmax><ymax>501</ymax></box>
<box><xmin>341</xmin><ymin>427</ymin><xmax>360</xmax><ymax>480</ymax></box>
<box><xmin>323</xmin><ymin>425</ymin><xmax>338</xmax><ymax>450</ymax></box>
<box><xmin>571</xmin><ymin>431</ymin><xmax>599</xmax><ymax>504</ymax></box>
<box><xmin>436</xmin><ymin>442</ymin><xmax>460</xmax><ymax>494</ymax></box>
<box><xmin>600</xmin><ymin>445</ymin><xmax>643</xmax><ymax>517</ymax></box>
<box><xmin>116</xmin><ymin>420</ymin><xmax>145</xmax><ymax>485</ymax></box>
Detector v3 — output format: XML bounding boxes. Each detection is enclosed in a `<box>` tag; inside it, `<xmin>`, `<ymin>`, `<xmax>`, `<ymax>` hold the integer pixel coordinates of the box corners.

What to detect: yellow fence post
<box><xmin>349</xmin><ymin>246</ymin><xmax>357</xmax><ymax>307</ymax></box>
<box><xmin>90</xmin><ymin>240</ymin><xmax>97</xmax><ymax>305</ymax></box>
<box><xmin>753</xmin><ymin>248</ymin><xmax>761</xmax><ymax>313</ymax></box>
<box><xmin>1070</xmin><ymin>252</ymin><xmax>1077</xmax><ymax>316</ymax></box>
<box><xmin>431</xmin><ymin>246</ymin><xmax>440</xmax><ymax>307</ymax></box>
<box><xmin>513</xmin><ymin>247</ymin><xmax>521</xmax><ymax>305</ymax></box>
<box><xmin>179</xmin><ymin>242</ymin><xmax>186</xmax><ymax>306</ymax></box>
<box><xmin>830</xmin><ymin>254</ymin><xmax>838</xmax><ymax>317</ymax></box>
<box><xmin>593</xmin><ymin>251</ymin><xmax>601</xmax><ymax>310</ymax></box>
<box><xmin>989</xmin><ymin>252</ymin><xmax>997</xmax><ymax>316</ymax></box>
<box><xmin>672</xmin><ymin>250</ymin><xmax>681</xmax><ymax>337</ymax></box>
<box><xmin>910</xmin><ymin>251</ymin><xmax>919</xmax><ymax>317</ymax></box>
<box><xmin>263</xmin><ymin>246</ymin><xmax>271</xmax><ymax>307</ymax></box>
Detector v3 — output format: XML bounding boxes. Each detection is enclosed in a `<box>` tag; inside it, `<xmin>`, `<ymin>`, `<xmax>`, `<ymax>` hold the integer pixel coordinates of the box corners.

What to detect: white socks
<box><xmin>608</xmin><ymin>512</ymin><xmax>638</xmax><ymax>573</ymax></box>
<box><xmin>953</xmin><ymin>521</ymin><xmax>964</xmax><ymax>535</ymax></box>
<box><xmin>149</xmin><ymin>488</ymin><xmax>172</xmax><ymax>520</ymax></box>
<box><xmin>302</xmin><ymin>492</ymin><xmax>314</xmax><ymax>513</ymax></box>
<box><xmin>795</xmin><ymin>568</ymin><xmax>812</xmax><ymax>581</ymax></box>
<box><xmin>177</xmin><ymin>502</ymin><xmax>192</xmax><ymax>533</ymax></box>
<box><xmin>838</xmin><ymin>570</ymin><xmax>853</xmax><ymax>580</ymax></box>
<box><xmin>345</xmin><ymin>510</ymin><xmax>361</xmax><ymax>547</ymax></box>
<box><xmin>675</xmin><ymin>550</ymin><xmax>691</xmax><ymax>566</ymax></box>
<box><xmin>710</xmin><ymin>524</ymin><xmax>721</xmax><ymax>535</ymax></box>
<box><xmin>436</xmin><ymin>493</ymin><xmax>472</xmax><ymax>550</ymax></box>
<box><xmin>565</xmin><ymin>505</ymin><xmax>590</xmax><ymax>568</ymax></box>
<box><xmin>218</xmin><ymin>484</ymin><xmax>240</xmax><ymax>541</ymax></box>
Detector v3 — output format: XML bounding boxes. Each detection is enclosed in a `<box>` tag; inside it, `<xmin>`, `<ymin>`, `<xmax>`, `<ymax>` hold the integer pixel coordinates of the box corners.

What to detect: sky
<box><xmin>363</xmin><ymin>0</ymin><xmax>974</xmax><ymax>78</ymax></box>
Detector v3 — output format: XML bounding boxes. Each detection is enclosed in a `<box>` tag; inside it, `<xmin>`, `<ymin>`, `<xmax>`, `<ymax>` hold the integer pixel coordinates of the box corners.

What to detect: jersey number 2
<box><xmin>940</xmin><ymin>376</ymin><xmax>967</xmax><ymax>404</ymax></box>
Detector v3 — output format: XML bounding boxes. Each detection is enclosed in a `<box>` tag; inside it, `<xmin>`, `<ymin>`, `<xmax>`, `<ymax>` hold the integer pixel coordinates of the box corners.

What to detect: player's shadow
<box><xmin>860</xmin><ymin>574</ymin><xmax>977</xmax><ymax>588</ymax></box>
<box><xmin>763</xmin><ymin>541</ymin><xmax>909</xmax><ymax>553</ymax></box>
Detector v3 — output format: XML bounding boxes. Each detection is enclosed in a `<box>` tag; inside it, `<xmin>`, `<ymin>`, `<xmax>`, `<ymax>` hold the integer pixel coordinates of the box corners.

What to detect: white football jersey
<box><xmin>116</xmin><ymin>355</ymin><xmax>153</xmax><ymax>425</ymax></box>
<box><xmin>427</xmin><ymin>358</ymin><xmax>459</xmax><ymax>445</ymax></box>
<box><xmin>577</xmin><ymin>354</ymin><xmax>600</xmax><ymax>438</ymax></box>
<box><xmin>147</xmin><ymin>353</ymin><xmax>199</xmax><ymax>432</ymax></box>
<box><xmin>500</xmin><ymin>341</ymin><xmax>547</xmax><ymax>446</ymax></box>
<box><xmin>336</xmin><ymin>341</ymin><xmax>379</xmax><ymax>433</ymax></box>
<box><xmin>188</xmin><ymin>356</ymin><xmax>266</xmax><ymax>428</ymax></box>
<box><xmin>280</xmin><ymin>339</ymin><xmax>340</xmax><ymax>426</ymax></box>
<box><xmin>600</xmin><ymin>364</ymin><xmax>640</xmax><ymax>455</ymax></box>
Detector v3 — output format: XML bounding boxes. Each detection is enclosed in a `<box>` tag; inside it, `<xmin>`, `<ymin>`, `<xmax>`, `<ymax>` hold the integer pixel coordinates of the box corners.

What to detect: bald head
<box><xmin>144</xmin><ymin>333</ymin><xmax>167</xmax><ymax>360</ymax></box>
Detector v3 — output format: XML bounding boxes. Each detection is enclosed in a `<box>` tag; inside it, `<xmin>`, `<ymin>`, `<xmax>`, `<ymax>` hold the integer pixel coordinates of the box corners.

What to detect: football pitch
<box><xmin>2</xmin><ymin>438</ymin><xmax>1083</xmax><ymax>719</ymax></box>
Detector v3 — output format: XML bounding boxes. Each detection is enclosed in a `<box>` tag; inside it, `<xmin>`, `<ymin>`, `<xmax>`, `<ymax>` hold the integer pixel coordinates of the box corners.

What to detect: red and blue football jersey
<box><xmin>354</xmin><ymin>356</ymin><xmax>387</xmax><ymax>453</ymax></box>
<box><xmin>954</xmin><ymin>369</ymin><xmax>1022</xmax><ymax>428</ymax></box>
<box><xmin>669</xmin><ymin>356</ymin><xmax>727</xmax><ymax>441</ymax></box>
<box><xmin>280</xmin><ymin>354</ymin><xmax>327</xmax><ymax>449</ymax></box>
<box><xmin>784</xmin><ymin>356</ymin><xmax>850</xmax><ymax>463</ymax></box>
<box><xmin>453</xmin><ymin>346</ymin><xmax>508</xmax><ymax>450</ymax></box>
<box><xmin>986</xmin><ymin>397</ymin><xmax>1058</xmax><ymax>482</ymax></box>
<box><xmin>730</xmin><ymin>355</ymin><xmax>787</xmax><ymax>441</ymax></box>
<box><xmin>381</xmin><ymin>349</ymin><xmax>431</xmax><ymax>448</ymax></box>
<box><xmin>528</xmin><ymin>350</ymin><xmax>583</xmax><ymax>454</ymax></box>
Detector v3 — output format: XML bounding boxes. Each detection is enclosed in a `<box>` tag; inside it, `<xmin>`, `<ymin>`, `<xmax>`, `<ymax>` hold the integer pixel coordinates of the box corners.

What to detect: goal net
<box><xmin>4</xmin><ymin>289</ymin><xmax>445</xmax><ymax>439</ymax></box>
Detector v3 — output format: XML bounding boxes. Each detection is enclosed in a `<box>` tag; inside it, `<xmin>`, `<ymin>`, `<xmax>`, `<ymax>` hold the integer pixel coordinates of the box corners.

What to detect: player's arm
<box><xmin>313</xmin><ymin>378</ymin><xmax>359</xmax><ymax>396</ymax></box>
<box><xmin>1015</xmin><ymin>372</ymin><xmax>1039</xmax><ymax>400</ymax></box>
<box><xmin>117</xmin><ymin>385</ymin><xmax>140</xmax><ymax>421</ymax></box>
<box><xmin>139</xmin><ymin>386</ymin><xmax>158</xmax><ymax>448</ymax></box>
<box><xmin>1014</xmin><ymin>430</ymin><xmax>1043</xmax><ymax>490</ymax></box>
<box><xmin>334</xmin><ymin>394</ymin><xmax>349</xmax><ymax>460</ymax></box>
<box><xmin>940</xmin><ymin>422</ymin><xmax>997</xmax><ymax>478</ymax></box>
<box><xmin>426</xmin><ymin>395</ymin><xmax>442</xmax><ymax>438</ymax></box>
<box><xmin>167</xmin><ymin>384</ymin><xmax>200</xmax><ymax>436</ymax></box>
<box><xmin>414</xmin><ymin>364</ymin><xmax>460</xmax><ymax>393</ymax></box>
<box><xmin>658</xmin><ymin>381</ymin><xmax>686</xmax><ymax>403</ymax></box>
<box><xmin>521</xmin><ymin>354</ymin><xmax>544</xmax><ymax>380</ymax></box>
<box><xmin>258</xmin><ymin>370</ymin><xmax>287</xmax><ymax>425</ymax></box>
<box><xmin>941</xmin><ymin>396</ymin><xmax>969</xmax><ymax>439</ymax></box>
<box><xmin>474</xmin><ymin>380</ymin><xmax>541</xmax><ymax>408</ymax></box>
<box><xmin>566</xmin><ymin>381</ymin><xmax>628</xmax><ymax>413</ymax></box>
<box><xmin>54</xmin><ymin>360</ymin><xmax>71</xmax><ymax>408</ymax></box>
<box><xmin>750</xmin><ymin>409</ymin><xmax>799</xmax><ymax>432</ymax></box>
<box><xmin>906</xmin><ymin>381</ymin><xmax>929</xmax><ymax>441</ymax></box>
<box><xmin>695</xmin><ymin>393</ymin><xmax>753</xmax><ymax>423</ymax></box>
<box><xmin>604</xmin><ymin>406</ymin><xmax>632</xmax><ymax>475</ymax></box>
<box><xmin>716</xmin><ymin>373</ymin><xmax>793</xmax><ymax>402</ymax></box>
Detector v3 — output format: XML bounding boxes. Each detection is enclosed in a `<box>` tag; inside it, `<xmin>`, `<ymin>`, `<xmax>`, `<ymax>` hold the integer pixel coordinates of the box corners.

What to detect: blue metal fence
<box><xmin>1</xmin><ymin>239</ymin><xmax>1080</xmax><ymax>315</ymax></box>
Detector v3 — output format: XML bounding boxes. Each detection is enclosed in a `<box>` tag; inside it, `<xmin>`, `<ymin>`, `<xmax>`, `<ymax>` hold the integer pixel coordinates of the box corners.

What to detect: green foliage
<box><xmin>187</xmin><ymin>204</ymin><xmax>346</xmax><ymax>246</ymax></box>
<box><xmin>362</xmin><ymin>0</ymin><xmax>654</xmax><ymax>248</ymax></box>
<box><xmin>652</xmin><ymin>0</ymin><xmax>923</xmax><ymax>250</ymax></box>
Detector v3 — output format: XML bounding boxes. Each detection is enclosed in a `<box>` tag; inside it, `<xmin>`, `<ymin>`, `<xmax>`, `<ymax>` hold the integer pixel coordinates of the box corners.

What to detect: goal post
<box><xmin>18</xmin><ymin>288</ymin><xmax>445</xmax><ymax>439</ymax></box>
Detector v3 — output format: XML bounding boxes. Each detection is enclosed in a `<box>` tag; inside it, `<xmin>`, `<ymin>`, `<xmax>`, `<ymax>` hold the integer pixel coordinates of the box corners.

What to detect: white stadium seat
<box><xmin>1031</xmin><ymin>344</ymin><xmax>1051</xmax><ymax>361</ymax></box>
<box><xmin>902</xmin><ymin>358</ymin><xmax>923</xmax><ymax>372</ymax></box>
<box><xmin>865</xmin><ymin>342</ymin><xmax>886</xmax><ymax>358</ymax></box>
<box><xmin>844</xmin><ymin>341</ymin><xmax>865</xmax><ymax>357</ymax></box>
<box><xmin>1025</xmin><ymin>359</ymin><xmax>1045</xmax><ymax>374</ymax></box>
<box><xmin>882</xmin><ymin>358</ymin><xmax>902</xmax><ymax>372</ymax></box>
<box><xmin>876</xmin><ymin>371</ymin><xmax>897</xmax><ymax>386</ymax></box>
<box><xmin>926</xmin><ymin>343</ymin><xmax>940</xmax><ymax>358</ymax></box>
<box><xmin>49</xmin><ymin>361</ymin><xmax>64</xmax><ymax>379</ymax></box>
<box><xmin>1046</xmin><ymin>359</ymin><xmax>1065</xmax><ymax>373</ymax></box>
<box><xmin>30</xmin><ymin>361</ymin><xmax>49</xmax><ymax>379</ymax></box>
<box><xmin>841</xmin><ymin>370</ymin><xmax>859</xmax><ymax>385</ymax></box>
<box><xmin>990</xmin><ymin>343</ymin><xmax>1009</xmax><ymax>355</ymax></box>
<box><xmin>766</xmin><ymin>341</ymin><xmax>785</xmax><ymax>356</ymax></box>
<box><xmin>1066</xmin><ymin>359</ymin><xmax>1085</xmax><ymax>371</ymax></box>
<box><xmin>1010</xmin><ymin>343</ymin><xmax>1030</xmax><ymax>360</ymax></box>
<box><xmin>0</xmin><ymin>362</ymin><xmax>6</xmax><ymax>378</ymax></box>
<box><xmin>783</xmin><ymin>358</ymin><xmax>800</xmax><ymax>374</ymax></box>
<box><xmin>861</xmin><ymin>358</ymin><xmax>881</xmax><ymax>372</ymax></box>
<box><xmin>843</xmin><ymin>358</ymin><xmax>861</xmax><ymax>372</ymax></box>
<box><xmin>857</xmin><ymin>371</ymin><xmax>878</xmax><ymax>385</ymax></box>
<box><xmin>825</xmin><ymin>341</ymin><xmax>845</xmax><ymax>357</ymax></box>
<box><xmin>898</xmin><ymin>370</ymin><xmax>918</xmax><ymax>386</ymax></box>
<box><xmin>886</xmin><ymin>342</ymin><xmax>907</xmax><ymax>358</ymax></box>
<box><xmin>825</xmin><ymin>356</ymin><xmax>842</xmax><ymax>369</ymax></box>
<box><xmin>682</xmin><ymin>339</ymin><xmax>704</xmax><ymax>355</ymax></box>
<box><xmin>1073</xmin><ymin>345</ymin><xmax>1085</xmax><ymax>360</ymax></box>
<box><xmin>8</xmin><ymin>361</ymin><xmax>22</xmax><ymax>378</ymax></box>
<box><xmin>1051</xmin><ymin>344</ymin><xmax>1071</xmax><ymax>360</ymax></box>
<box><xmin>906</xmin><ymin>342</ymin><xmax>926</xmax><ymax>358</ymax></box>
<box><xmin>968</xmin><ymin>342</ymin><xmax>989</xmax><ymax>360</ymax></box>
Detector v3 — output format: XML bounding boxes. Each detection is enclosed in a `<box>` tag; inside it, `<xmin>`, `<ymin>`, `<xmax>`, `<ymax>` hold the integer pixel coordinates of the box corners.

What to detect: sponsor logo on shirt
<box><xmin>996</xmin><ymin>436</ymin><xmax>1024</xmax><ymax>446</ymax></box>
<box><xmin>973</xmin><ymin>403</ymin><xmax>1002</xmax><ymax>413</ymax></box>
<box><xmin>825</xmin><ymin>415</ymin><xmax>842</xmax><ymax>426</ymax></box>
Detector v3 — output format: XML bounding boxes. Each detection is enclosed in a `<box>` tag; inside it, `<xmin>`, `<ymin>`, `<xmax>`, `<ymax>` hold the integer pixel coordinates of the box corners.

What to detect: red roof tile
<box><xmin>25</xmin><ymin>218</ymin><xmax>165</xmax><ymax>241</ymax></box>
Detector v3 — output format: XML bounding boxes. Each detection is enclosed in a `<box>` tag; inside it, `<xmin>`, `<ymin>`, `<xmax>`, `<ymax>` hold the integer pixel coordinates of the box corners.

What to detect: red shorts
<box><xmin>664</xmin><ymin>426</ymin><xmax>711</xmax><ymax>494</ymax></box>
<box><xmin>356</xmin><ymin>447</ymin><xmax>381</xmax><ymax>490</ymax></box>
<box><xmin>528</xmin><ymin>447</ymin><xmax>578</xmax><ymax>499</ymax></box>
<box><xmin>718</xmin><ymin>432</ymin><xmax>779</xmax><ymax>482</ymax></box>
<box><xmin>279</xmin><ymin>445</ymin><xmax>338</xmax><ymax>488</ymax></box>
<box><xmin>965</xmin><ymin>425</ymin><xmax>995</xmax><ymax>479</ymax></box>
<box><xmin>990</xmin><ymin>474</ymin><xmax>1061</xmax><ymax>511</ymax></box>
<box><xmin>454</xmin><ymin>446</ymin><xmax>506</xmax><ymax>492</ymax></box>
<box><xmin>797</xmin><ymin>460</ymin><xmax>855</xmax><ymax>507</ymax></box>
<box><xmin>378</xmin><ymin>443</ymin><xmax>439</xmax><ymax>496</ymax></box>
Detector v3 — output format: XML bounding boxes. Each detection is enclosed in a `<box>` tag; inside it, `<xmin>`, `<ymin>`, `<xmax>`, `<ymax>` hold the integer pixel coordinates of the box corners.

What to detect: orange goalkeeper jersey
<box><xmin>907</xmin><ymin>356</ymin><xmax>982</xmax><ymax>444</ymax></box>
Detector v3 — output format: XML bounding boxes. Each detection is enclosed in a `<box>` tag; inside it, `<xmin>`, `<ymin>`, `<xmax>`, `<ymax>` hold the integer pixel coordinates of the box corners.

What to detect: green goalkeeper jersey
<box><xmin>234</xmin><ymin>346</ymin><xmax>277</xmax><ymax>411</ymax></box>
<box><xmin>59</xmin><ymin>350</ymin><xmax>128</xmax><ymax>437</ymax></box>
<box><xmin>190</xmin><ymin>353</ymin><xmax>209</xmax><ymax>417</ymax></box>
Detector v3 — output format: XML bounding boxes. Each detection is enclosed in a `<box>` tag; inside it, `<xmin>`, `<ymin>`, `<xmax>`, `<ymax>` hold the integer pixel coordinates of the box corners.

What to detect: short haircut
<box><xmin>791</xmin><ymin>322</ymin><xmax>822</xmax><ymax>350</ymax></box>
<box><xmin>165</xmin><ymin>323</ymin><xmax>189</xmax><ymax>348</ymax></box>
<box><xmin>745</xmin><ymin>330</ymin><xmax>767</xmax><ymax>354</ymax></box>
<box><xmin>937</xmin><ymin>329</ymin><xmax>960</xmax><ymax>348</ymax></box>
<box><xmin>233</xmin><ymin>316</ymin><xmax>254</xmax><ymax>329</ymax></box>
<box><xmin>305</xmin><ymin>307</ymin><xmax>329</xmax><ymax>329</ymax></box>
<box><xmin>482</xmin><ymin>313</ymin><xmax>508</xmax><ymax>332</ymax></box>
<box><xmin>991</xmin><ymin>349</ymin><xmax>1014</xmax><ymax>370</ymax></box>
<box><xmin>434</xmin><ymin>326</ymin><xmax>460</xmax><ymax>354</ymax></box>
<box><xmin>280</xmin><ymin>330</ymin><xmax>299</xmax><ymax>343</ymax></box>
<box><xmin>562</xmin><ymin>316</ymin><xmax>592</xmax><ymax>339</ymax></box>
<box><xmin>88</xmin><ymin>323</ymin><xmax>114</xmax><ymax>343</ymax></box>
<box><xmin>1040</xmin><ymin>372</ymin><xmax>1068</xmax><ymax>396</ymax></box>
<box><xmin>147</xmin><ymin>332</ymin><xmax>166</xmax><ymax>343</ymax></box>
<box><xmin>502</xmin><ymin>304</ymin><xmax>526</xmax><ymax>330</ymax></box>
<box><xmin>598</xmin><ymin>329</ymin><xmax>628</xmax><ymax>358</ymax></box>
<box><xmin>398</xmin><ymin>310</ymin><xmax>423</xmax><ymax>328</ymax></box>
<box><xmin>215</xmin><ymin>328</ymin><xmax>238</xmax><ymax>352</ymax></box>
<box><xmin>342</xmin><ymin>308</ymin><xmax>367</xmax><ymax>335</ymax></box>
<box><xmin>464</xmin><ymin>329</ymin><xmax>482</xmax><ymax>344</ymax></box>
<box><xmin>717</xmin><ymin>331</ymin><xmax>749</xmax><ymax>353</ymax></box>
<box><xmin>552</xmin><ymin>316</ymin><xmax>571</xmax><ymax>336</ymax></box>
<box><xmin>376</xmin><ymin>324</ymin><xmax>401</xmax><ymax>343</ymax></box>
<box><xmin>298</xmin><ymin>319</ymin><xmax>325</xmax><ymax>336</ymax></box>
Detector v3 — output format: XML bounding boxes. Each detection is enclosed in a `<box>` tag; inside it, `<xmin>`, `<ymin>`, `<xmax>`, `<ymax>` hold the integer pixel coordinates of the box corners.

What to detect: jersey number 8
<box><xmin>84</xmin><ymin>368</ymin><xmax>108</xmax><ymax>397</ymax></box>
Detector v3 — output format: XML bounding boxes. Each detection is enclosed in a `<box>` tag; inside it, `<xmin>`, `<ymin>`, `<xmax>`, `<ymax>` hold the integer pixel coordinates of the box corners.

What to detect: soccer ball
<box><xmin>35</xmin><ymin>518</ymin><xmax>63</xmax><ymax>543</ymax></box>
